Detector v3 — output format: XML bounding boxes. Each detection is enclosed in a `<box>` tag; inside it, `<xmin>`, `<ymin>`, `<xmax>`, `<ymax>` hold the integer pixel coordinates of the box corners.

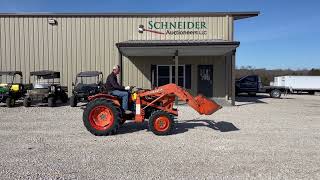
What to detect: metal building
<box><xmin>0</xmin><ymin>12</ymin><xmax>259</xmax><ymax>105</ymax></box>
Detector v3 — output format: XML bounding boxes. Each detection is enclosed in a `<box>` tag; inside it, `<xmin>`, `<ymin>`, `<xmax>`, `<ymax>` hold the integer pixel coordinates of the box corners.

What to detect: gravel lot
<box><xmin>0</xmin><ymin>94</ymin><xmax>319</xmax><ymax>179</ymax></box>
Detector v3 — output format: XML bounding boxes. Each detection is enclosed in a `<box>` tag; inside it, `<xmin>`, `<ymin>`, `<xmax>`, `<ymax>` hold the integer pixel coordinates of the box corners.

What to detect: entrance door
<box><xmin>157</xmin><ymin>65</ymin><xmax>185</xmax><ymax>87</ymax></box>
<box><xmin>198</xmin><ymin>65</ymin><xmax>213</xmax><ymax>97</ymax></box>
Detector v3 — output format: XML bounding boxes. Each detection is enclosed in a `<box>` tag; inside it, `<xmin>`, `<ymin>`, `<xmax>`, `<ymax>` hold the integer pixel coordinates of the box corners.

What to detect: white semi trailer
<box><xmin>270</xmin><ymin>76</ymin><xmax>320</xmax><ymax>94</ymax></box>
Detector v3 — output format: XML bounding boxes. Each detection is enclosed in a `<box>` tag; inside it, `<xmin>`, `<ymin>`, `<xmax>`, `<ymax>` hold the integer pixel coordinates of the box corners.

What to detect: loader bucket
<box><xmin>194</xmin><ymin>95</ymin><xmax>222</xmax><ymax>115</ymax></box>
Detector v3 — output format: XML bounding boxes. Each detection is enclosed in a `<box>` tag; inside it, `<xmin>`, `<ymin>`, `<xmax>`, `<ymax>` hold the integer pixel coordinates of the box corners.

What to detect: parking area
<box><xmin>0</xmin><ymin>94</ymin><xmax>319</xmax><ymax>179</ymax></box>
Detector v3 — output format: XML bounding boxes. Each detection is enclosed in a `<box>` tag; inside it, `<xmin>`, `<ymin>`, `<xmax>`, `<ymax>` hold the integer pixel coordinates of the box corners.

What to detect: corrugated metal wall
<box><xmin>0</xmin><ymin>15</ymin><xmax>233</xmax><ymax>95</ymax></box>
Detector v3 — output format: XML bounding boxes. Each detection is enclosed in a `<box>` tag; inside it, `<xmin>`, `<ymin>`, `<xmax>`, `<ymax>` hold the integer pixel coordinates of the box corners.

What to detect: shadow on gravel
<box><xmin>236</xmin><ymin>94</ymin><xmax>269</xmax><ymax>106</ymax></box>
<box><xmin>0</xmin><ymin>103</ymin><xmax>24</xmax><ymax>107</ymax></box>
<box><xmin>116</xmin><ymin>120</ymin><xmax>239</xmax><ymax>135</ymax></box>
<box><xmin>25</xmin><ymin>102</ymin><xmax>70</xmax><ymax>107</ymax></box>
<box><xmin>117</xmin><ymin>121</ymin><xmax>148</xmax><ymax>135</ymax></box>
<box><xmin>236</xmin><ymin>94</ymin><xmax>295</xmax><ymax>106</ymax></box>
<box><xmin>173</xmin><ymin>120</ymin><xmax>239</xmax><ymax>134</ymax></box>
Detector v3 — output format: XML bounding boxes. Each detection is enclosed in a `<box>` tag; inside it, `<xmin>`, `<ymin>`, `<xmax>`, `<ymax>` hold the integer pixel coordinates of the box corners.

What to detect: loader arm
<box><xmin>138</xmin><ymin>83</ymin><xmax>221</xmax><ymax>115</ymax></box>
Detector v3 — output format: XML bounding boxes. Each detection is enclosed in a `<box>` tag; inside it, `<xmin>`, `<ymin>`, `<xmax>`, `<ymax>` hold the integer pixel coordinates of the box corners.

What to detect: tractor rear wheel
<box><xmin>83</xmin><ymin>99</ymin><xmax>121</xmax><ymax>136</ymax></box>
<box><xmin>149</xmin><ymin>110</ymin><xmax>174</xmax><ymax>136</ymax></box>
<box><xmin>6</xmin><ymin>97</ymin><xmax>15</xmax><ymax>107</ymax></box>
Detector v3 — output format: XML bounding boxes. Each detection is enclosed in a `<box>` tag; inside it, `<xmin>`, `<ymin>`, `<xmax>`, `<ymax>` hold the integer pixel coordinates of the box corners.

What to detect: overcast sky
<box><xmin>0</xmin><ymin>0</ymin><xmax>319</xmax><ymax>69</ymax></box>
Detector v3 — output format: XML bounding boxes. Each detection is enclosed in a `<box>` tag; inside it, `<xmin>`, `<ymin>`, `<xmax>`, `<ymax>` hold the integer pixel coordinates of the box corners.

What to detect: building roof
<box><xmin>0</xmin><ymin>11</ymin><xmax>259</xmax><ymax>20</ymax></box>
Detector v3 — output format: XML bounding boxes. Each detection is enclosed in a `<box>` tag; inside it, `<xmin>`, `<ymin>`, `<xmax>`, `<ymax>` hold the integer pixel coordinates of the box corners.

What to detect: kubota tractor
<box><xmin>82</xmin><ymin>83</ymin><xmax>221</xmax><ymax>136</ymax></box>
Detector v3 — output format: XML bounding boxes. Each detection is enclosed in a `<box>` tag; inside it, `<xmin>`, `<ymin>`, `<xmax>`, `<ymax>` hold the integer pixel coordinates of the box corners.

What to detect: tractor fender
<box><xmin>88</xmin><ymin>93</ymin><xmax>121</xmax><ymax>107</ymax></box>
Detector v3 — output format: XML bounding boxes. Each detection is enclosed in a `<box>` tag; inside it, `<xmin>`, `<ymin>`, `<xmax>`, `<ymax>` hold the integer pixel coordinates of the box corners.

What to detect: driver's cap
<box><xmin>113</xmin><ymin>65</ymin><xmax>120</xmax><ymax>70</ymax></box>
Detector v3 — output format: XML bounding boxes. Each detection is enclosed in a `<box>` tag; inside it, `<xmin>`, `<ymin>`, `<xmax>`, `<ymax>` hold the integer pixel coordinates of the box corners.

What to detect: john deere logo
<box><xmin>138</xmin><ymin>21</ymin><xmax>208</xmax><ymax>35</ymax></box>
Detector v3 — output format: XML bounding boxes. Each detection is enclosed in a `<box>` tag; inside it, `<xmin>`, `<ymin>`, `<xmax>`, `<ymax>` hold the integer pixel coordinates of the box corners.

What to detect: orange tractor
<box><xmin>83</xmin><ymin>83</ymin><xmax>221</xmax><ymax>136</ymax></box>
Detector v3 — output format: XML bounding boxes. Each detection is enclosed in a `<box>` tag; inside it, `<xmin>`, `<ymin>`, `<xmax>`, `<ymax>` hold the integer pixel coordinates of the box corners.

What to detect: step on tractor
<box><xmin>0</xmin><ymin>71</ymin><xmax>26</xmax><ymax>107</ymax></box>
<box><xmin>83</xmin><ymin>83</ymin><xmax>221</xmax><ymax>136</ymax></box>
<box><xmin>23</xmin><ymin>71</ymin><xmax>68</xmax><ymax>107</ymax></box>
<box><xmin>70</xmin><ymin>71</ymin><xmax>104</xmax><ymax>107</ymax></box>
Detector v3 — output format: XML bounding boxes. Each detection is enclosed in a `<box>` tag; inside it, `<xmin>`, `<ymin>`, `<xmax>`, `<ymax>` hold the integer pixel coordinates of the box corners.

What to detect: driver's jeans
<box><xmin>111</xmin><ymin>90</ymin><xmax>129</xmax><ymax>110</ymax></box>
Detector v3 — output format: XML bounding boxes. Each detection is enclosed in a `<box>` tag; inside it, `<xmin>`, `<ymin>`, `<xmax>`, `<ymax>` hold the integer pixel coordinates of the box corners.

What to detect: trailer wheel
<box><xmin>48</xmin><ymin>97</ymin><xmax>56</xmax><ymax>107</ymax></box>
<box><xmin>70</xmin><ymin>95</ymin><xmax>77</xmax><ymax>107</ymax></box>
<box><xmin>270</xmin><ymin>89</ymin><xmax>281</xmax><ymax>98</ymax></box>
<box><xmin>149</xmin><ymin>110</ymin><xmax>174</xmax><ymax>136</ymax></box>
<box><xmin>23</xmin><ymin>97</ymin><xmax>31</xmax><ymax>107</ymax></box>
<box><xmin>6</xmin><ymin>97</ymin><xmax>15</xmax><ymax>107</ymax></box>
<box><xmin>83</xmin><ymin>99</ymin><xmax>120</xmax><ymax>136</ymax></box>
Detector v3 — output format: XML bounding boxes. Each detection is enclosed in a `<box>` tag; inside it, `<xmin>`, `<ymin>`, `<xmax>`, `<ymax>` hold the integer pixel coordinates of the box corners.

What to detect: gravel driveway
<box><xmin>0</xmin><ymin>94</ymin><xmax>319</xmax><ymax>179</ymax></box>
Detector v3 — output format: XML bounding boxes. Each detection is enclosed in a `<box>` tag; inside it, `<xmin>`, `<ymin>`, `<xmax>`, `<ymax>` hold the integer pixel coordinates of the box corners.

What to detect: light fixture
<box><xmin>48</xmin><ymin>18</ymin><xmax>57</xmax><ymax>25</ymax></box>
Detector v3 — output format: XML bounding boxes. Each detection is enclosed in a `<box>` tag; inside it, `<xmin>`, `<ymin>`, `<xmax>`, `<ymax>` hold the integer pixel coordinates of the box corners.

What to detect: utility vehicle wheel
<box><xmin>23</xmin><ymin>98</ymin><xmax>31</xmax><ymax>107</ymax></box>
<box><xmin>83</xmin><ymin>99</ymin><xmax>121</xmax><ymax>136</ymax></box>
<box><xmin>270</xmin><ymin>89</ymin><xmax>281</xmax><ymax>98</ymax></box>
<box><xmin>61</xmin><ymin>93</ymin><xmax>68</xmax><ymax>103</ymax></box>
<box><xmin>308</xmin><ymin>91</ymin><xmax>315</xmax><ymax>95</ymax></box>
<box><xmin>6</xmin><ymin>97</ymin><xmax>15</xmax><ymax>107</ymax></box>
<box><xmin>70</xmin><ymin>95</ymin><xmax>77</xmax><ymax>107</ymax></box>
<box><xmin>149</xmin><ymin>110</ymin><xmax>174</xmax><ymax>136</ymax></box>
<box><xmin>48</xmin><ymin>97</ymin><xmax>56</xmax><ymax>107</ymax></box>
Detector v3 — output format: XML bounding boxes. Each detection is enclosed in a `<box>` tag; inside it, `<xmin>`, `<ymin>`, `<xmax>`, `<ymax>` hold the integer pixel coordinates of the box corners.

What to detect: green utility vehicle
<box><xmin>0</xmin><ymin>71</ymin><xmax>26</xmax><ymax>107</ymax></box>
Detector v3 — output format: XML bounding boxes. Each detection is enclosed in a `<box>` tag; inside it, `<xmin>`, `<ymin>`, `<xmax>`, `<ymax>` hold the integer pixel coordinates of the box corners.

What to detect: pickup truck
<box><xmin>235</xmin><ymin>75</ymin><xmax>289</xmax><ymax>98</ymax></box>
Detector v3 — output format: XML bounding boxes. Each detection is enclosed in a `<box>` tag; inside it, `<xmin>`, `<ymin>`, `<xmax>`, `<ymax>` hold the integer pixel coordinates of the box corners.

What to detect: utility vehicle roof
<box><xmin>76</xmin><ymin>71</ymin><xmax>102</xmax><ymax>77</ymax></box>
<box><xmin>0</xmin><ymin>71</ymin><xmax>23</xmax><ymax>76</ymax></box>
<box><xmin>30</xmin><ymin>70</ymin><xmax>60</xmax><ymax>78</ymax></box>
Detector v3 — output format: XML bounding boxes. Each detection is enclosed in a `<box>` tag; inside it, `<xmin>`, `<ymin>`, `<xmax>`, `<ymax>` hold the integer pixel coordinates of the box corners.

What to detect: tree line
<box><xmin>236</xmin><ymin>67</ymin><xmax>320</xmax><ymax>85</ymax></box>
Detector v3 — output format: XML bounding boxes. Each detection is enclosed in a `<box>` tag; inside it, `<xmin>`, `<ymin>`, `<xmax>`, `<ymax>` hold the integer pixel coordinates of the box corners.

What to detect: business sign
<box><xmin>138</xmin><ymin>21</ymin><xmax>208</xmax><ymax>35</ymax></box>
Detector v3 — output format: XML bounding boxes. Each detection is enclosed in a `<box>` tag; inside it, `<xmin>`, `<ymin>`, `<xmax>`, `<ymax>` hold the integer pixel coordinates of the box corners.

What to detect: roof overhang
<box><xmin>0</xmin><ymin>11</ymin><xmax>259</xmax><ymax>20</ymax></box>
<box><xmin>116</xmin><ymin>40</ymin><xmax>239</xmax><ymax>57</ymax></box>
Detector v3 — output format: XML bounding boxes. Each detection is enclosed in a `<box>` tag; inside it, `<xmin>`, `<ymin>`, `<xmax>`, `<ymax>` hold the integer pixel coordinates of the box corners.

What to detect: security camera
<box><xmin>48</xmin><ymin>19</ymin><xmax>57</xmax><ymax>25</ymax></box>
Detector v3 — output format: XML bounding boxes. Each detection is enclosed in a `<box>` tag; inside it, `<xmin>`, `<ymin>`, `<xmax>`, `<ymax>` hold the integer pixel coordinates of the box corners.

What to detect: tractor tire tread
<box><xmin>83</xmin><ymin>99</ymin><xmax>121</xmax><ymax>136</ymax></box>
<box><xmin>148</xmin><ymin>110</ymin><xmax>174</xmax><ymax>136</ymax></box>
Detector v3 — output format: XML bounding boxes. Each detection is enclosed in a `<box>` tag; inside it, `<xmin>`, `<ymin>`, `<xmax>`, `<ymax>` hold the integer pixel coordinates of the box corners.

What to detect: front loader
<box><xmin>83</xmin><ymin>83</ymin><xmax>221</xmax><ymax>136</ymax></box>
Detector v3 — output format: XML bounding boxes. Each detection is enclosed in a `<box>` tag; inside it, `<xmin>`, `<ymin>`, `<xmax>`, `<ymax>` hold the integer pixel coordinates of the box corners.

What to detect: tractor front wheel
<box><xmin>6</xmin><ymin>97</ymin><xmax>15</xmax><ymax>107</ymax></box>
<box><xmin>83</xmin><ymin>99</ymin><xmax>121</xmax><ymax>136</ymax></box>
<box><xmin>149</xmin><ymin>110</ymin><xmax>174</xmax><ymax>136</ymax></box>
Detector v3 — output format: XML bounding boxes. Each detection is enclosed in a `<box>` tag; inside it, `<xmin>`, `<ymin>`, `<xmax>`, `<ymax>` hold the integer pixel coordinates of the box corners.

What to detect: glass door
<box><xmin>157</xmin><ymin>65</ymin><xmax>185</xmax><ymax>87</ymax></box>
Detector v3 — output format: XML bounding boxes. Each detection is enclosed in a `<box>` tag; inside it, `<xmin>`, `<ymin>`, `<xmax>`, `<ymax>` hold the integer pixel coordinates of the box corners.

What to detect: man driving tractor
<box><xmin>106</xmin><ymin>65</ymin><xmax>132</xmax><ymax>114</ymax></box>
